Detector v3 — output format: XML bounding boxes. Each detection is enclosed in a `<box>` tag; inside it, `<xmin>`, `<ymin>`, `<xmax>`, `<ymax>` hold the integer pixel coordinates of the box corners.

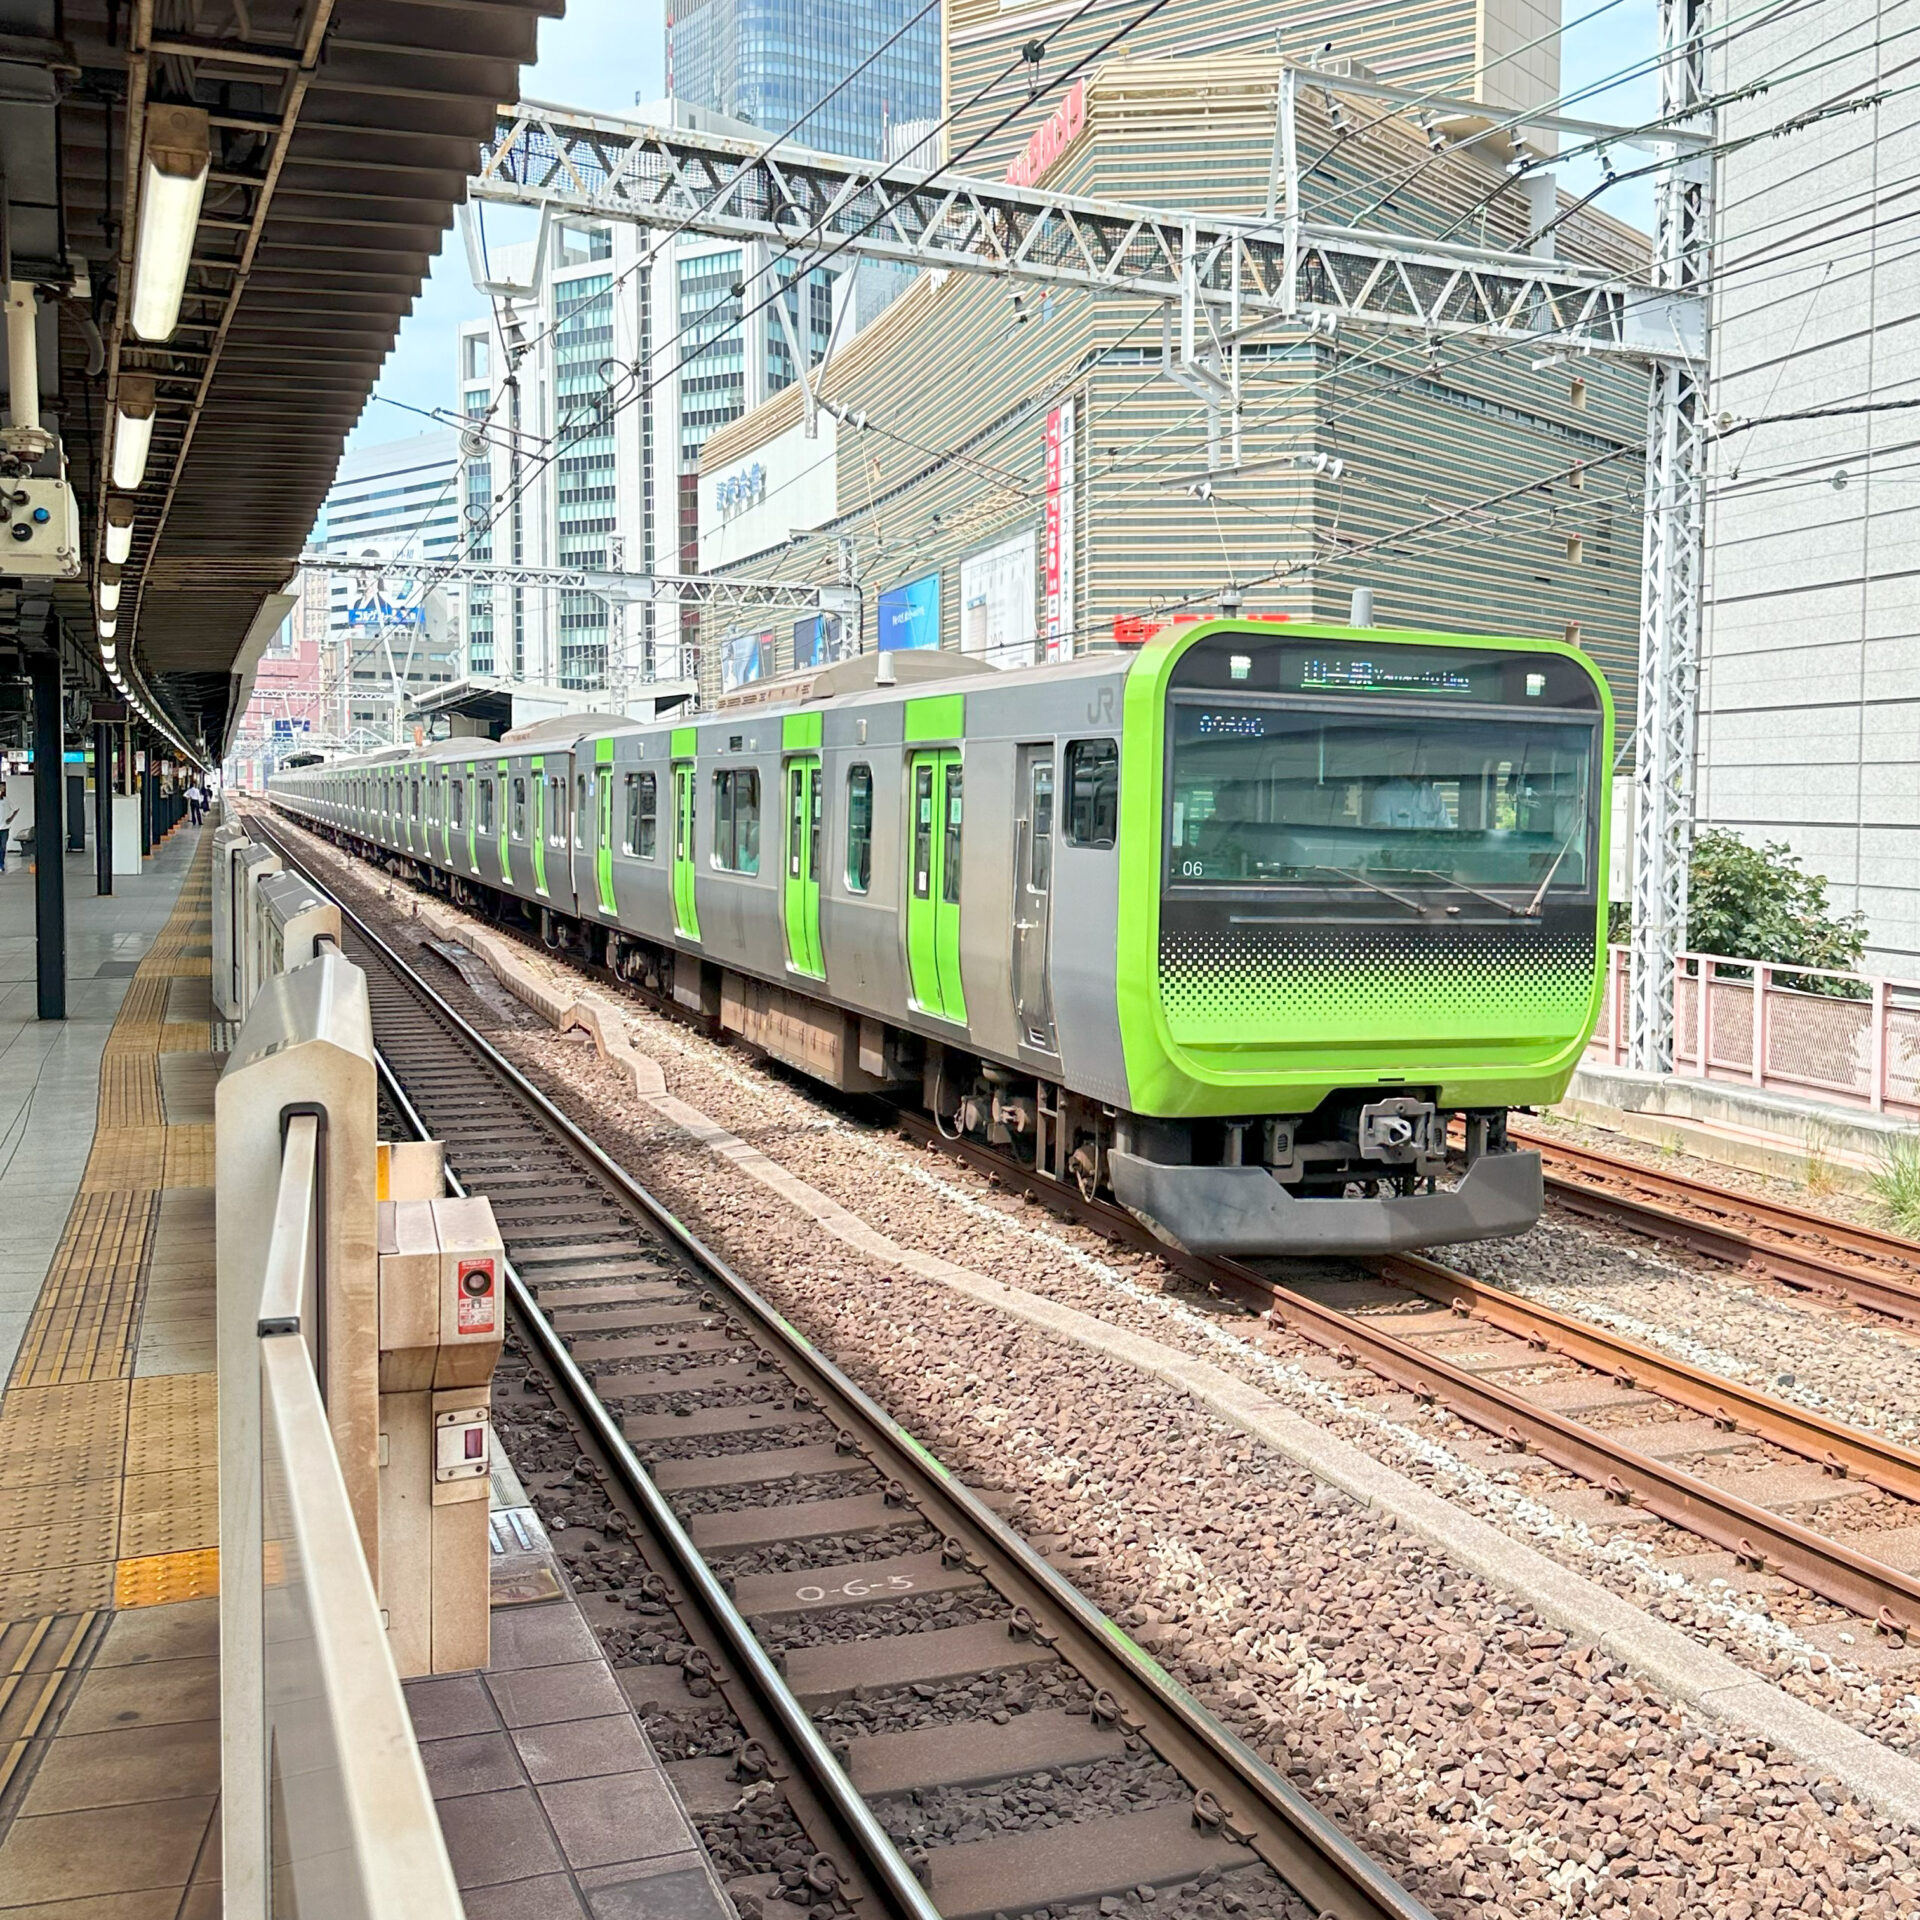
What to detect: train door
<box><xmin>530</xmin><ymin>754</ymin><xmax>548</xmax><ymax>895</ymax></box>
<box><xmin>906</xmin><ymin>749</ymin><xmax>966</xmax><ymax>1023</ymax></box>
<box><xmin>594</xmin><ymin>749</ymin><xmax>616</xmax><ymax>916</ymax></box>
<box><xmin>671</xmin><ymin>759</ymin><xmax>700</xmax><ymax>939</ymax></box>
<box><xmin>1012</xmin><ymin>744</ymin><xmax>1057</xmax><ymax>1051</ymax></box>
<box><xmin>783</xmin><ymin>756</ymin><xmax>823</xmax><ymax>977</ymax></box>
<box><xmin>466</xmin><ymin>764</ymin><xmax>478</xmax><ymax>872</ymax></box>
<box><xmin>496</xmin><ymin>759</ymin><xmax>512</xmax><ymax>884</ymax></box>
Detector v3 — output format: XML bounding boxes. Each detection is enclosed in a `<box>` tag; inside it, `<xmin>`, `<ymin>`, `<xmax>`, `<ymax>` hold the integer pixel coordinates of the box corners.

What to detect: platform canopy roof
<box><xmin>0</xmin><ymin>0</ymin><xmax>559</xmax><ymax>755</ymax></box>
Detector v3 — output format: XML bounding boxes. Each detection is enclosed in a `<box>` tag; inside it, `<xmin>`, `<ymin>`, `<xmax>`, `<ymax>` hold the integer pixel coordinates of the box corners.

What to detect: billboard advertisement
<box><xmin>720</xmin><ymin>629</ymin><xmax>776</xmax><ymax>693</ymax></box>
<box><xmin>876</xmin><ymin>573</ymin><xmax>941</xmax><ymax>652</ymax></box>
<box><xmin>793</xmin><ymin>611</ymin><xmax>854</xmax><ymax>669</ymax></box>
<box><xmin>1043</xmin><ymin>400</ymin><xmax>1076</xmax><ymax>661</ymax></box>
<box><xmin>960</xmin><ymin>532</ymin><xmax>1036</xmax><ymax>671</ymax></box>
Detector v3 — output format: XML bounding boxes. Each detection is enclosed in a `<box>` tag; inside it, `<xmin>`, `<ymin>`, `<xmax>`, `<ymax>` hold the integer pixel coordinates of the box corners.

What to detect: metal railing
<box><xmin>241</xmin><ymin>1111</ymin><xmax>463</xmax><ymax>1919</ymax></box>
<box><xmin>1587</xmin><ymin>946</ymin><xmax>1920</xmax><ymax>1117</ymax></box>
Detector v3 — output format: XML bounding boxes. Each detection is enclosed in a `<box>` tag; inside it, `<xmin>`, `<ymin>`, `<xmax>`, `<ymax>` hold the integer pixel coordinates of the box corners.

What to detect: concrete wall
<box><xmin>1700</xmin><ymin>1</ymin><xmax>1920</xmax><ymax>973</ymax></box>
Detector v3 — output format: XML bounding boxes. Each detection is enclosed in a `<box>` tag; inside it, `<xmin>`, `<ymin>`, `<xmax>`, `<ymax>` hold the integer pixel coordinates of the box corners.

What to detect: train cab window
<box><xmin>712</xmin><ymin>769</ymin><xmax>760</xmax><ymax>873</ymax></box>
<box><xmin>1065</xmin><ymin>739</ymin><xmax>1119</xmax><ymax>849</ymax></box>
<box><xmin>942</xmin><ymin>765</ymin><xmax>963</xmax><ymax>904</ymax></box>
<box><xmin>512</xmin><ymin>777</ymin><xmax>528</xmax><ymax>840</ymax></box>
<box><xmin>845</xmin><ymin>765</ymin><xmax>872</xmax><ymax>893</ymax></box>
<box><xmin>575</xmin><ymin>773</ymin><xmax>589</xmax><ymax>849</ymax></box>
<box><xmin>478</xmin><ymin>777</ymin><xmax>495</xmax><ymax>834</ymax></box>
<box><xmin>547</xmin><ymin>776</ymin><xmax>567</xmax><ymax>847</ymax></box>
<box><xmin>624</xmin><ymin>771</ymin><xmax>657</xmax><ymax>858</ymax></box>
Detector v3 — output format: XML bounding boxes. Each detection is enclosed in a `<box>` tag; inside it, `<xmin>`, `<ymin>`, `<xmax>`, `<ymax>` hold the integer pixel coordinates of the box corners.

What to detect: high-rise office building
<box><xmin>668</xmin><ymin>0</ymin><xmax>942</xmax><ymax>160</ymax></box>
<box><xmin>1697</xmin><ymin>1</ymin><xmax>1920</xmax><ymax>969</ymax></box>
<box><xmin>309</xmin><ymin>428</ymin><xmax>463</xmax><ymax>741</ymax></box>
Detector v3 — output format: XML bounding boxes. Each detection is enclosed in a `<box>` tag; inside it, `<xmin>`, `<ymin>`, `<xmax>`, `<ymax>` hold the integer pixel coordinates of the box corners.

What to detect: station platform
<box><xmin>0</xmin><ymin>822</ymin><xmax>729</xmax><ymax>1918</ymax></box>
<box><xmin>0</xmin><ymin>821</ymin><xmax>222</xmax><ymax>1911</ymax></box>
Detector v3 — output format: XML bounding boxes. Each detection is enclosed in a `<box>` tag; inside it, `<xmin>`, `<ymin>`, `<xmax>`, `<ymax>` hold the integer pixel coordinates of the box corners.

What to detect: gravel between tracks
<box><xmin>288</xmin><ymin>830</ymin><xmax>1920</xmax><ymax>1917</ymax></box>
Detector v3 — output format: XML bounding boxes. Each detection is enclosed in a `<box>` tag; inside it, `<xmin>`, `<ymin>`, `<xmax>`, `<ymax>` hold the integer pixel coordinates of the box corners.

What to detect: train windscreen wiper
<box><xmin>1305</xmin><ymin>866</ymin><xmax>1427</xmax><ymax>916</ymax></box>
<box><xmin>1402</xmin><ymin>870</ymin><xmax>1536</xmax><ymax>918</ymax></box>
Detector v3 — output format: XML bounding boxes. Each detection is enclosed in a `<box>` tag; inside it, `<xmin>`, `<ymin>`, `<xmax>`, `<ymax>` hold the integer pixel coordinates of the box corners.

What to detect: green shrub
<box><xmin>1871</xmin><ymin>1134</ymin><xmax>1920</xmax><ymax>1238</ymax></box>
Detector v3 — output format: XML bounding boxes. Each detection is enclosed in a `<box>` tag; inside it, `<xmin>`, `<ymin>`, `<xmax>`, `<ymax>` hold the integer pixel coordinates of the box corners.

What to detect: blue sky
<box><xmin>345</xmin><ymin>1</ymin><xmax>1660</xmax><ymax>452</ymax></box>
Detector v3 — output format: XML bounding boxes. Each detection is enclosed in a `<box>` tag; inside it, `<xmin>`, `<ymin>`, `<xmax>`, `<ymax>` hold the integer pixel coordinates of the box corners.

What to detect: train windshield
<box><xmin>1166</xmin><ymin>701</ymin><xmax>1595</xmax><ymax>898</ymax></box>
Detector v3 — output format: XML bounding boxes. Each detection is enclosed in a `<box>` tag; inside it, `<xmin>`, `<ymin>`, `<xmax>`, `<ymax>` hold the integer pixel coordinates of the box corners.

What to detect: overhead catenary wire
<box><xmin>449</xmin><ymin>0</ymin><xmax>1182</xmax><ymax>579</ymax></box>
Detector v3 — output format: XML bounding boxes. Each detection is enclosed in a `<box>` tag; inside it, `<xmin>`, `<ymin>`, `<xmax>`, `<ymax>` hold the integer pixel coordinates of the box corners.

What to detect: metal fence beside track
<box><xmin>1587</xmin><ymin>946</ymin><xmax>1920</xmax><ymax>1117</ymax></box>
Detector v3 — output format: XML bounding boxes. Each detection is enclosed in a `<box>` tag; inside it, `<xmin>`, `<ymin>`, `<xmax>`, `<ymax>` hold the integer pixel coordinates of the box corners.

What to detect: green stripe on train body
<box><xmin>530</xmin><ymin>753</ymin><xmax>547</xmax><ymax>896</ymax></box>
<box><xmin>496</xmin><ymin>759</ymin><xmax>512</xmax><ymax>883</ymax></box>
<box><xmin>1114</xmin><ymin>619</ymin><xmax>1614</xmax><ymax>1120</ymax></box>
<box><xmin>594</xmin><ymin>736</ymin><xmax>617</xmax><ymax>916</ymax></box>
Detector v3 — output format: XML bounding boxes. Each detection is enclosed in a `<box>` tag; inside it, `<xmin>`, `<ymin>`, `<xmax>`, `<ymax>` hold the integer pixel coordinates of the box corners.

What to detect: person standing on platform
<box><xmin>187</xmin><ymin>779</ymin><xmax>204</xmax><ymax>827</ymax></box>
<box><xmin>0</xmin><ymin>782</ymin><xmax>15</xmax><ymax>871</ymax></box>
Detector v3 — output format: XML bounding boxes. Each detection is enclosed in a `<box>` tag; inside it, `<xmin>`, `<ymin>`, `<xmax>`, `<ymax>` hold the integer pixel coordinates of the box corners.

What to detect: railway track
<box><xmin>265</xmin><ymin>823</ymin><xmax>1431</xmax><ymax>1920</ymax></box>
<box><xmin>901</xmin><ymin>1119</ymin><xmax>1920</xmax><ymax>1643</ymax></box>
<box><xmin>1514</xmin><ymin>1121</ymin><xmax>1920</xmax><ymax>1327</ymax></box>
<box><xmin>270</xmin><ymin>809</ymin><xmax>1920</xmax><ymax>1645</ymax></box>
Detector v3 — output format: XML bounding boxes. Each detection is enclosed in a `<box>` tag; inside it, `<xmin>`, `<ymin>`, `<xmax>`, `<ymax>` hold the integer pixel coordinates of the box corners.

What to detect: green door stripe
<box><xmin>595</xmin><ymin>736</ymin><xmax>616</xmax><ymax>915</ymax></box>
<box><xmin>496</xmin><ymin>759</ymin><xmax>512</xmax><ymax>882</ymax></box>
<box><xmin>781</xmin><ymin>710</ymin><xmax>823</xmax><ymax>752</ymax></box>
<box><xmin>530</xmin><ymin>753</ymin><xmax>547</xmax><ymax>896</ymax></box>
<box><xmin>466</xmin><ymin>760</ymin><xmax>477</xmax><ymax>872</ymax></box>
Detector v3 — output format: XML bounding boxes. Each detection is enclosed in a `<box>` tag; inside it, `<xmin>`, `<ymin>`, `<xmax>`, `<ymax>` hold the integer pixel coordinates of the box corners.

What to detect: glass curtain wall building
<box><xmin>668</xmin><ymin>0</ymin><xmax>942</xmax><ymax>160</ymax></box>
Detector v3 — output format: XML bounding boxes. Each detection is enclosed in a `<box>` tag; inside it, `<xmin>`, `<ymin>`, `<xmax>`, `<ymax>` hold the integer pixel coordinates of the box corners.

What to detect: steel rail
<box><xmin>1377</xmin><ymin>1252</ymin><xmax>1920</xmax><ymax>1505</ymax></box>
<box><xmin>260</xmin><ymin>818</ymin><xmax>1437</xmax><ymax>1920</ymax></box>
<box><xmin>895</xmin><ymin>1118</ymin><xmax>1920</xmax><ymax>1640</ymax></box>
<box><xmin>1515</xmin><ymin>1122</ymin><xmax>1920</xmax><ymax>1324</ymax></box>
<box><xmin>264</xmin><ymin>806</ymin><xmax>1920</xmax><ymax>1641</ymax></box>
<box><xmin>370</xmin><ymin>1054</ymin><xmax>939</xmax><ymax>1920</ymax></box>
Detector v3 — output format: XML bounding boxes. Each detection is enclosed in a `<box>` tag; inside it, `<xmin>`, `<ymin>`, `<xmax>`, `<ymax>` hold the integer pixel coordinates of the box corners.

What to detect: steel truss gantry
<box><xmin>298</xmin><ymin>553</ymin><xmax>859</xmax><ymax>613</ymax></box>
<box><xmin>472</xmin><ymin>62</ymin><xmax>1714</xmax><ymax>1068</ymax></box>
<box><xmin>1628</xmin><ymin>0</ymin><xmax>1715</xmax><ymax>1074</ymax></box>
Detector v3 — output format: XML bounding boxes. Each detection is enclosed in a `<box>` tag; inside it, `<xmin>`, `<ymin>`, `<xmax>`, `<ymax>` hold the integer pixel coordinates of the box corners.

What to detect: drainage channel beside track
<box><xmin>896</xmin><ymin>1120</ymin><xmax>1920</xmax><ymax>1644</ymax></box>
<box><xmin>269</xmin><ymin>828</ymin><xmax>1432</xmax><ymax>1920</ymax></box>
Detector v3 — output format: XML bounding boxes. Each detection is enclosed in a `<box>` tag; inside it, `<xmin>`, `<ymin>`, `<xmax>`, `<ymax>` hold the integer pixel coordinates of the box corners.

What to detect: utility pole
<box><xmin>1628</xmin><ymin>0</ymin><xmax>1715</xmax><ymax>1072</ymax></box>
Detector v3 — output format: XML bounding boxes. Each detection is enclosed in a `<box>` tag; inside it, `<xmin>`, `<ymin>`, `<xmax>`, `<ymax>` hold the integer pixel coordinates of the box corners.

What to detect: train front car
<box><xmin>1109</xmin><ymin>619</ymin><xmax>1612</xmax><ymax>1257</ymax></box>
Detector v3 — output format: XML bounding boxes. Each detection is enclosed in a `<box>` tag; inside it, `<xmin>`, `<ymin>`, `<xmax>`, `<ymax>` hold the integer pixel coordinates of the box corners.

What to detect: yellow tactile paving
<box><xmin>1</xmin><ymin>831</ymin><xmax>221</xmax><ymax>1652</ymax></box>
<box><xmin>113</xmin><ymin>1549</ymin><xmax>219</xmax><ymax>1610</ymax></box>
<box><xmin>0</xmin><ymin>1382</ymin><xmax>130</xmax><ymax>1490</ymax></box>
<box><xmin>10</xmin><ymin>1191</ymin><xmax>156</xmax><ymax>1387</ymax></box>
<box><xmin>124</xmin><ymin>1373</ymin><xmax>216</xmax><ymax>1475</ymax></box>
<box><xmin>78</xmin><ymin>1128</ymin><xmax>168</xmax><ymax>1194</ymax></box>
<box><xmin>0</xmin><ymin>1613</ymin><xmax>97</xmax><ymax>1799</ymax></box>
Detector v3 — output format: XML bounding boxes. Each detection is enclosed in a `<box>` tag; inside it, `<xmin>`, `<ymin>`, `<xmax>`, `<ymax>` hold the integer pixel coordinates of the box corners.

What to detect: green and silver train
<box><xmin>270</xmin><ymin>618</ymin><xmax>1612</xmax><ymax>1256</ymax></box>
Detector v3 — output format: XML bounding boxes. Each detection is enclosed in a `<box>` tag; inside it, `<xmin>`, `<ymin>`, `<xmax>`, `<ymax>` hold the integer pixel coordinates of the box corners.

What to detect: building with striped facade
<box><xmin>693</xmin><ymin>7</ymin><xmax>1652</xmax><ymax>726</ymax></box>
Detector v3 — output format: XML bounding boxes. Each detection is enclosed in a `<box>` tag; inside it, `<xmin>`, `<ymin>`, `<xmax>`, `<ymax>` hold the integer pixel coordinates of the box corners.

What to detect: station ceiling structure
<box><xmin>0</xmin><ymin>0</ymin><xmax>561</xmax><ymax>757</ymax></box>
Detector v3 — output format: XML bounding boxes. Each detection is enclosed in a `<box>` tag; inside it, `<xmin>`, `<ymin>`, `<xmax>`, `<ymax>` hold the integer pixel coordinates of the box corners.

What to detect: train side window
<box><xmin>512</xmin><ymin>776</ymin><xmax>528</xmax><ymax>840</ymax></box>
<box><xmin>624</xmin><ymin>771</ymin><xmax>657</xmax><ymax>857</ymax></box>
<box><xmin>1065</xmin><ymin>739</ymin><xmax>1119</xmax><ymax>848</ymax></box>
<box><xmin>409</xmin><ymin>779</ymin><xmax>420</xmax><ymax>821</ymax></box>
<box><xmin>713</xmin><ymin>769</ymin><xmax>760</xmax><ymax>873</ymax></box>
<box><xmin>575</xmin><ymin>772</ymin><xmax>590</xmax><ymax>848</ymax></box>
<box><xmin>478</xmin><ymin>777</ymin><xmax>495</xmax><ymax>834</ymax></box>
<box><xmin>942</xmin><ymin>764</ymin><xmax>963</xmax><ymax>904</ymax></box>
<box><xmin>911</xmin><ymin>762</ymin><xmax>933</xmax><ymax>898</ymax></box>
<box><xmin>845</xmin><ymin>765</ymin><xmax>872</xmax><ymax>893</ymax></box>
<box><xmin>1030</xmin><ymin>760</ymin><xmax>1054</xmax><ymax>892</ymax></box>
